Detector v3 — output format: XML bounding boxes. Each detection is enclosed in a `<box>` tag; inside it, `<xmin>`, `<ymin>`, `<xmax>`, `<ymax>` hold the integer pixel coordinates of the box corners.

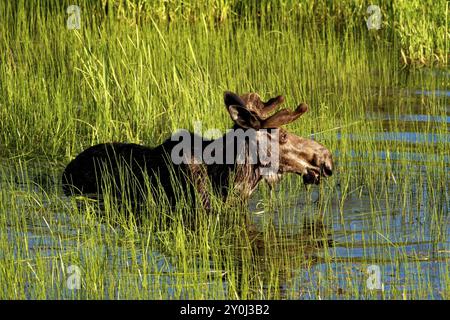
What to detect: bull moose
<box><xmin>62</xmin><ymin>91</ymin><xmax>333</xmax><ymax>209</ymax></box>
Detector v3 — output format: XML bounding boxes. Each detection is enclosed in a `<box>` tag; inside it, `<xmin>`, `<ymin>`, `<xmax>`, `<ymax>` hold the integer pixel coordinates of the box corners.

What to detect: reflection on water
<box><xmin>415</xmin><ymin>90</ymin><xmax>450</xmax><ymax>98</ymax></box>
<box><xmin>263</xmin><ymin>186</ymin><xmax>449</xmax><ymax>299</ymax></box>
<box><xmin>375</xmin><ymin>114</ymin><xmax>450</xmax><ymax>123</ymax></box>
<box><xmin>337</xmin><ymin>132</ymin><xmax>449</xmax><ymax>144</ymax></box>
<box><xmin>337</xmin><ymin>150</ymin><xmax>450</xmax><ymax>163</ymax></box>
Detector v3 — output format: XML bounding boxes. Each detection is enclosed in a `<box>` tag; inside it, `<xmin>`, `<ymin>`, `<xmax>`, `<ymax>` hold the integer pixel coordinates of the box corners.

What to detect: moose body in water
<box><xmin>62</xmin><ymin>92</ymin><xmax>333</xmax><ymax>208</ymax></box>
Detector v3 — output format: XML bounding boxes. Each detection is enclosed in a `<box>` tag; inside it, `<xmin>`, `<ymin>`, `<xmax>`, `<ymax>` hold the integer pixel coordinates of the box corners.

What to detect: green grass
<box><xmin>0</xmin><ymin>1</ymin><xmax>448</xmax><ymax>299</ymax></box>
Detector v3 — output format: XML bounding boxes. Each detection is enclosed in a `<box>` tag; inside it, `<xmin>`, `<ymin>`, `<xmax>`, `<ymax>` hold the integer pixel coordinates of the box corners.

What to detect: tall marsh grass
<box><xmin>0</xmin><ymin>1</ymin><xmax>448</xmax><ymax>299</ymax></box>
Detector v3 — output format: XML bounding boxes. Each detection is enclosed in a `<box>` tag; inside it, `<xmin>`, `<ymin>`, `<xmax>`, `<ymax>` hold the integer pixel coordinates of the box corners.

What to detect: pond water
<box><xmin>245</xmin><ymin>85</ymin><xmax>449</xmax><ymax>299</ymax></box>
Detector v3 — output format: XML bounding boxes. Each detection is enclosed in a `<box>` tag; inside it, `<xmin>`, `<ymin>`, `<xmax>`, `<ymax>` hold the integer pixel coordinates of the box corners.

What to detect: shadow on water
<box><xmin>225</xmin><ymin>216</ymin><xmax>333</xmax><ymax>299</ymax></box>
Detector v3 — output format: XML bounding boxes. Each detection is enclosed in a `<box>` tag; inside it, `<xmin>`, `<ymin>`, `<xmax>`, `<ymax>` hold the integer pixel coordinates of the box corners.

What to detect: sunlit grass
<box><xmin>0</xmin><ymin>1</ymin><xmax>448</xmax><ymax>299</ymax></box>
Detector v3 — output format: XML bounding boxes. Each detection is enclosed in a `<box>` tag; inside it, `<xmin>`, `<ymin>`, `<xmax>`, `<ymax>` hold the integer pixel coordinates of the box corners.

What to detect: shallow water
<box><xmin>255</xmin><ymin>182</ymin><xmax>449</xmax><ymax>299</ymax></box>
<box><xmin>245</xmin><ymin>84</ymin><xmax>449</xmax><ymax>299</ymax></box>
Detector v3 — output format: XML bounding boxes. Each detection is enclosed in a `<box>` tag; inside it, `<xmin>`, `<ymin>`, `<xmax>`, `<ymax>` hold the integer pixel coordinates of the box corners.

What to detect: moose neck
<box><xmin>203</xmin><ymin>126</ymin><xmax>265</xmax><ymax>200</ymax></box>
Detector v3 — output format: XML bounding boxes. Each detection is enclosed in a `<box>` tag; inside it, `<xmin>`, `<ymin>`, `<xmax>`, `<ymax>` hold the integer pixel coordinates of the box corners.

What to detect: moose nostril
<box><xmin>303</xmin><ymin>168</ymin><xmax>320</xmax><ymax>185</ymax></box>
<box><xmin>321</xmin><ymin>164</ymin><xmax>332</xmax><ymax>177</ymax></box>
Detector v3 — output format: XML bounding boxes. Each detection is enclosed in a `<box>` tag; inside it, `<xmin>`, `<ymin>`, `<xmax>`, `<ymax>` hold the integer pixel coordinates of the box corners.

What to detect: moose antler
<box><xmin>240</xmin><ymin>93</ymin><xmax>285</xmax><ymax>117</ymax></box>
<box><xmin>260</xmin><ymin>103</ymin><xmax>308</xmax><ymax>128</ymax></box>
<box><xmin>239</xmin><ymin>92</ymin><xmax>308</xmax><ymax>128</ymax></box>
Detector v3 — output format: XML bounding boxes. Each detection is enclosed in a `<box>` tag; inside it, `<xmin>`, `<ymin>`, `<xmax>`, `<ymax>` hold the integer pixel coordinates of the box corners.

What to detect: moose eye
<box><xmin>279</xmin><ymin>132</ymin><xmax>288</xmax><ymax>144</ymax></box>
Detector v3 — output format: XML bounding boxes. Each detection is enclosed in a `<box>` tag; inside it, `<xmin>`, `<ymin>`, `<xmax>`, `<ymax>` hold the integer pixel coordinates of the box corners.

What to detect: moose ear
<box><xmin>224</xmin><ymin>91</ymin><xmax>246</xmax><ymax>108</ymax></box>
<box><xmin>227</xmin><ymin>105</ymin><xmax>261</xmax><ymax>129</ymax></box>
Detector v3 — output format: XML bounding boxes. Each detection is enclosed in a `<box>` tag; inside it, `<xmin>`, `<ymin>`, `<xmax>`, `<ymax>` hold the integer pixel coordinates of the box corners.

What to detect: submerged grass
<box><xmin>0</xmin><ymin>1</ymin><xmax>448</xmax><ymax>299</ymax></box>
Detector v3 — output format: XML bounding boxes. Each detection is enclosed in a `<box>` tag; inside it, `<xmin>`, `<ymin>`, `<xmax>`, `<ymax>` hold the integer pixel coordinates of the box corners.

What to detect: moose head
<box><xmin>224</xmin><ymin>91</ymin><xmax>333</xmax><ymax>186</ymax></box>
